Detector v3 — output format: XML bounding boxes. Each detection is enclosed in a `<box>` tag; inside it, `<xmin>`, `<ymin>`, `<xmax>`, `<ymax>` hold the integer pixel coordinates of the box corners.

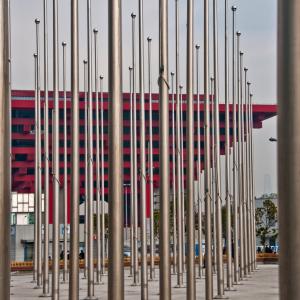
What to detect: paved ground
<box><xmin>10</xmin><ymin>264</ymin><xmax>279</xmax><ymax>299</ymax></box>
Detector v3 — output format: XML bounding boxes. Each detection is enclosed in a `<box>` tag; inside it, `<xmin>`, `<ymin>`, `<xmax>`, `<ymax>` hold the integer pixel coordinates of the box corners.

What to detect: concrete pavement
<box><xmin>10</xmin><ymin>264</ymin><xmax>279</xmax><ymax>299</ymax></box>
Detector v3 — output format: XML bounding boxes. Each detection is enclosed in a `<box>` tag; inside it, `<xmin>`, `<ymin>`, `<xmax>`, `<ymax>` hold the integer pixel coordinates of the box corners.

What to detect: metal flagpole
<box><xmin>52</xmin><ymin>0</ymin><xmax>60</xmax><ymax>297</ymax></box>
<box><xmin>100</xmin><ymin>75</ymin><xmax>105</xmax><ymax>275</ymax></box>
<box><xmin>170</xmin><ymin>71</ymin><xmax>177</xmax><ymax>276</ymax></box>
<box><xmin>249</xmin><ymin>93</ymin><xmax>256</xmax><ymax>271</ymax></box>
<box><xmin>224</xmin><ymin>0</ymin><xmax>233</xmax><ymax>290</ymax></box>
<box><xmin>93</xmin><ymin>28</ymin><xmax>103</xmax><ymax>285</ymax></box>
<box><xmin>86</xmin><ymin>0</ymin><xmax>95</xmax><ymax>296</ymax></box>
<box><xmin>239</xmin><ymin>52</ymin><xmax>247</xmax><ymax>279</ymax></box>
<box><xmin>180</xmin><ymin>84</ymin><xmax>185</xmax><ymax>274</ymax></box>
<box><xmin>231</xmin><ymin>6</ymin><xmax>239</xmax><ymax>285</ymax></box>
<box><xmin>138</xmin><ymin>1</ymin><xmax>148</xmax><ymax>297</ymax></box>
<box><xmin>186</xmin><ymin>0</ymin><xmax>195</xmax><ymax>298</ymax></box>
<box><xmin>237</xmin><ymin>47</ymin><xmax>244</xmax><ymax>280</ymax></box>
<box><xmin>83</xmin><ymin>59</ymin><xmax>88</xmax><ymax>279</ymax></box>
<box><xmin>212</xmin><ymin>0</ymin><xmax>225</xmax><ymax>295</ymax></box>
<box><xmin>204</xmin><ymin>0</ymin><xmax>213</xmax><ymax>297</ymax></box>
<box><xmin>35</xmin><ymin>18</ymin><xmax>43</xmax><ymax>289</ymax></box>
<box><xmin>33</xmin><ymin>52</ymin><xmax>38</xmax><ymax>284</ymax></box>
<box><xmin>131</xmin><ymin>12</ymin><xmax>139</xmax><ymax>285</ymax></box>
<box><xmin>147</xmin><ymin>37</ymin><xmax>155</xmax><ymax>280</ymax></box>
<box><xmin>42</xmin><ymin>0</ymin><xmax>50</xmax><ymax>295</ymax></box>
<box><xmin>108</xmin><ymin>0</ymin><xmax>124</xmax><ymax>298</ymax></box>
<box><xmin>159</xmin><ymin>0</ymin><xmax>171</xmax><ymax>297</ymax></box>
<box><xmin>243</xmin><ymin>67</ymin><xmax>249</xmax><ymax>277</ymax></box>
<box><xmin>0</xmin><ymin>0</ymin><xmax>10</xmax><ymax>297</ymax></box>
<box><xmin>69</xmin><ymin>0</ymin><xmax>80</xmax><ymax>297</ymax></box>
<box><xmin>129</xmin><ymin>66</ymin><xmax>134</xmax><ymax>277</ymax></box>
<box><xmin>246</xmin><ymin>80</ymin><xmax>251</xmax><ymax>275</ymax></box>
<box><xmin>62</xmin><ymin>41</ymin><xmax>68</xmax><ymax>284</ymax></box>
<box><xmin>210</xmin><ymin>76</ymin><xmax>216</xmax><ymax>275</ymax></box>
<box><xmin>195</xmin><ymin>44</ymin><xmax>203</xmax><ymax>279</ymax></box>
<box><xmin>175</xmin><ymin>0</ymin><xmax>183</xmax><ymax>288</ymax></box>
<box><xmin>125</xmin><ymin>186</ymin><xmax>128</xmax><ymax>242</ymax></box>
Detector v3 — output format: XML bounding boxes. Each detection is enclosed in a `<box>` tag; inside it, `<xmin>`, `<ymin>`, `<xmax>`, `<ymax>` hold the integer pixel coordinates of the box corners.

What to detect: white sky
<box><xmin>10</xmin><ymin>0</ymin><xmax>277</xmax><ymax>197</ymax></box>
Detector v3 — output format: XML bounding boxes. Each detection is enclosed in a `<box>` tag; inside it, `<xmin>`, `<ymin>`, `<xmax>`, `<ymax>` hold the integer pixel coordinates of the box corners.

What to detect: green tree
<box><xmin>255</xmin><ymin>199</ymin><xmax>278</xmax><ymax>249</ymax></box>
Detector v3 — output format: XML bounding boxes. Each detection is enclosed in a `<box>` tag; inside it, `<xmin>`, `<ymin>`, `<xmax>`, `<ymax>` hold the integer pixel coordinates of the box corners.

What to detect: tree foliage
<box><xmin>255</xmin><ymin>199</ymin><xmax>278</xmax><ymax>248</ymax></box>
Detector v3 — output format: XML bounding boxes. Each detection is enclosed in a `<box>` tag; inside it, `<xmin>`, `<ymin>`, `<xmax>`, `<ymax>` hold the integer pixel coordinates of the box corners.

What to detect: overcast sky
<box><xmin>10</xmin><ymin>0</ymin><xmax>277</xmax><ymax>197</ymax></box>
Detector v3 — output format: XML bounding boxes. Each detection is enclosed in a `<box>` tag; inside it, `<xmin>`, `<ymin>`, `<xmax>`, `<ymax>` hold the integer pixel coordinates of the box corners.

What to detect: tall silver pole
<box><xmin>231</xmin><ymin>6</ymin><xmax>239</xmax><ymax>285</ymax></box>
<box><xmin>129</xmin><ymin>66</ymin><xmax>134</xmax><ymax>277</ymax></box>
<box><xmin>93</xmin><ymin>28</ymin><xmax>102</xmax><ymax>285</ymax></box>
<box><xmin>204</xmin><ymin>0</ymin><xmax>213</xmax><ymax>297</ymax></box>
<box><xmin>0</xmin><ymin>0</ymin><xmax>10</xmax><ymax>297</ymax></box>
<box><xmin>224</xmin><ymin>0</ymin><xmax>233</xmax><ymax>289</ymax></box>
<box><xmin>212</xmin><ymin>0</ymin><xmax>224</xmax><ymax>295</ymax></box>
<box><xmin>213</xmin><ymin>0</ymin><xmax>224</xmax><ymax>297</ymax></box>
<box><xmin>42</xmin><ymin>0</ymin><xmax>50</xmax><ymax>295</ymax></box>
<box><xmin>249</xmin><ymin>93</ymin><xmax>256</xmax><ymax>270</ymax></box>
<box><xmin>239</xmin><ymin>52</ymin><xmax>247</xmax><ymax>279</ymax></box>
<box><xmin>246</xmin><ymin>80</ymin><xmax>251</xmax><ymax>275</ymax></box>
<box><xmin>33</xmin><ymin>52</ymin><xmax>38</xmax><ymax>284</ymax></box>
<box><xmin>243</xmin><ymin>67</ymin><xmax>249</xmax><ymax>277</ymax></box>
<box><xmin>175</xmin><ymin>0</ymin><xmax>183</xmax><ymax>288</ymax></box>
<box><xmin>83</xmin><ymin>59</ymin><xmax>88</xmax><ymax>279</ymax></box>
<box><xmin>147</xmin><ymin>37</ymin><xmax>155</xmax><ymax>280</ymax></box>
<box><xmin>159</xmin><ymin>0</ymin><xmax>171</xmax><ymax>297</ymax></box>
<box><xmin>170</xmin><ymin>71</ymin><xmax>177</xmax><ymax>276</ymax></box>
<box><xmin>52</xmin><ymin>0</ymin><xmax>60</xmax><ymax>298</ymax></box>
<box><xmin>100</xmin><ymin>75</ymin><xmax>105</xmax><ymax>275</ymax></box>
<box><xmin>35</xmin><ymin>18</ymin><xmax>43</xmax><ymax>289</ymax></box>
<box><xmin>186</xmin><ymin>0</ymin><xmax>195</xmax><ymax>298</ymax></box>
<box><xmin>69</xmin><ymin>0</ymin><xmax>80</xmax><ymax>297</ymax></box>
<box><xmin>210</xmin><ymin>76</ymin><xmax>216</xmax><ymax>275</ymax></box>
<box><xmin>62</xmin><ymin>41</ymin><xmax>68</xmax><ymax>284</ymax></box>
<box><xmin>108</xmin><ymin>0</ymin><xmax>124</xmax><ymax>298</ymax></box>
<box><xmin>237</xmin><ymin>46</ymin><xmax>244</xmax><ymax>280</ymax></box>
<box><xmin>125</xmin><ymin>186</ymin><xmax>128</xmax><ymax>242</ymax></box>
<box><xmin>131</xmin><ymin>12</ymin><xmax>139</xmax><ymax>285</ymax></box>
<box><xmin>86</xmin><ymin>0</ymin><xmax>95</xmax><ymax>296</ymax></box>
<box><xmin>195</xmin><ymin>44</ymin><xmax>203</xmax><ymax>279</ymax></box>
<box><xmin>138</xmin><ymin>1</ymin><xmax>148</xmax><ymax>297</ymax></box>
<box><xmin>180</xmin><ymin>84</ymin><xmax>185</xmax><ymax>274</ymax></box>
